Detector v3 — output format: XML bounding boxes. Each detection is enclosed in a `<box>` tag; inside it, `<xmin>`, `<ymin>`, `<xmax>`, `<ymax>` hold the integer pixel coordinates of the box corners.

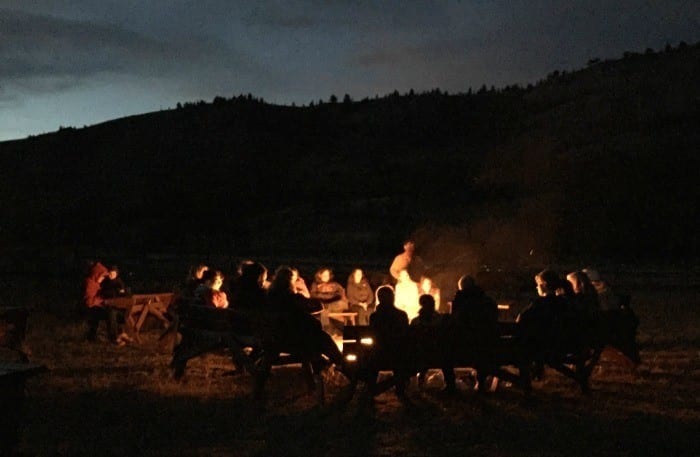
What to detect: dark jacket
<box><xmin>370</xmin><ymin>303</ymin><xmax>409</xmax><ymax>353</ymax></box>
<box><xmin>346</xmin><ymin>277</ymin><xmax>374</xmax><ymax>307</ymax></box>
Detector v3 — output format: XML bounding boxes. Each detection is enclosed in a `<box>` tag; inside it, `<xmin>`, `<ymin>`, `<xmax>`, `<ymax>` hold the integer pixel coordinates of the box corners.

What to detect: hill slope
<box><xmin>1</xmin><ymin>43</ymin><xmax>698</xmax><ymax>265</ymax></box>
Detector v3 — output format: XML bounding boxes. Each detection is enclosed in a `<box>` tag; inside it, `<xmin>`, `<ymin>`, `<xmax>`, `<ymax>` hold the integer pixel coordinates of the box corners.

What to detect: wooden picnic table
<box><xmin>105</xmin><ymin>293</ymin><xmax>174</xmax><ymax>340</ymax></box>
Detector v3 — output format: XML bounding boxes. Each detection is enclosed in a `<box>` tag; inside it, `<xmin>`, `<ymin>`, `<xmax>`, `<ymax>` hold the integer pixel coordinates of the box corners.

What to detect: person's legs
<box><xmin>85</xmin><ymin>307</ymin><xmax>107</xmax><ymax>341</ymax></box>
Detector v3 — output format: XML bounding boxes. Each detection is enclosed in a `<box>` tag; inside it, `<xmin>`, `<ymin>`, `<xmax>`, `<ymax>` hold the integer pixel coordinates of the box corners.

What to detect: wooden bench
<box><xmin>328</xmin><ymin>312</ymin><xmax>358</xmax><ymax>326</ymax></box>
<box><xmin>170</xmin><ymin>304</ymin><xmax>324</xmax><ymax>399</ymax></box>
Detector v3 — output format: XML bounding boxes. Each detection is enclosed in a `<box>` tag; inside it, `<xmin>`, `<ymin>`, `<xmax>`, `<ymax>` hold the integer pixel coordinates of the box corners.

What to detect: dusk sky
<box><xmin>1</xmin><ymin>1</ymin><xmax>699</xmax><ymax>141</ymax></box>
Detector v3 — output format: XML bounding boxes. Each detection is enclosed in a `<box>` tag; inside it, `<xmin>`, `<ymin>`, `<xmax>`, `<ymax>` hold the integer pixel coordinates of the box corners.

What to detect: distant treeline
<box><xmin>1</xmin><ymin>41</ymin><xmax>698</xmax><ymax>266</ymax></box>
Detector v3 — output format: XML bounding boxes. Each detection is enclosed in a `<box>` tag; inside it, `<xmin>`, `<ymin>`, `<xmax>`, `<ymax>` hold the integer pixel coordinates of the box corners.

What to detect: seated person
<box><xmin>410</xmin><ymin>294</ymin><xmax>455</xmax><ymax>392</ymax></box>
<box><xmin>100</xmin><ymin>265</ymin><xmax>128</xmax><ymax>298</ymax></box>
<box><xmin>195</xmin><ymin>269</ymin><xmax>229</xmax><ymax>308</ymax></box>
<box><xmin>83</xmin><ymin>262</ymin><xmax>130</xmax><ymax>346</ymax></box>
<box><xmin>419</xmin><ymin>276</ymin><xmax>441</xmax><ymax>313</ymax></box>
<box><xmin>368</xmin><ymin>285</ymin><xmax>410</xmax><ymax>398</ymax></box>
<box><xmin>450</xmin><ymin>275</ymin><xmax>499</xmax><ymax>388</ymax></box>
<box><xmin>394</xmin><ymin>270</ymin><xmax>420</xmax><ymax>321</ymax></box>
<box><xmin>183</xmin><ymin>263</ymin><xmax>209</xmax><ymax>298</ymax></box>
<box><xmin>257</xmin><ymin>267</ymin><xmax>344</xmax><ymax>392</ymax></box>
<box><xmin>346</xmin><ymin>268</ymin><xmax>374</xmax><ymax>325</ymax></box>
<box><xmin>310</xmin><ymin>267</ymin><xmax>348</xmax><ymax>336</ymax></box>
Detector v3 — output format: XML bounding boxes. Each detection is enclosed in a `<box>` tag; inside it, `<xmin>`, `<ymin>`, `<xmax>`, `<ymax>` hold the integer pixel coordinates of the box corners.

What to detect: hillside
<box><xmin>1</xmin><ymin>42</ymin><xmax>699</xmax><ymax>267</ymax></box>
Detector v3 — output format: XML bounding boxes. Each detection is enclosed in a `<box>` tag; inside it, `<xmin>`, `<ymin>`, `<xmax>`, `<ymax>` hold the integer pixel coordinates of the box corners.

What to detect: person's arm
<box><xmin>389</xmin><ymin>254</ymin><xmax>406</xmax><ymax>280</ymax></box>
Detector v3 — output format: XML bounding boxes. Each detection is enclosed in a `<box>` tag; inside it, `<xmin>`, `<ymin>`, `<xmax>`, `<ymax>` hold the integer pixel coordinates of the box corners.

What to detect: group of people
<box><xmin>83</xmin><ymin>240</ymin><xmax>632</xmax><ymax>397</ymax></box>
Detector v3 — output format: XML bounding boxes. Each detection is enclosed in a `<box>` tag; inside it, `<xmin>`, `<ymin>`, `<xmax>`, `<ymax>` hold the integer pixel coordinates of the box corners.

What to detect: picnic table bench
<box><xmin>170</xmin><ymin>303</ymin><xmax>329</xmax><ymax>398</ymax></box>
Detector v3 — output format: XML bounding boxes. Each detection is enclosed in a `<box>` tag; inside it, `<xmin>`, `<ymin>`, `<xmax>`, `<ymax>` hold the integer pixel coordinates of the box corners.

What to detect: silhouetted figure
<box><xmin>231</xmin><ymin>262</ymin><xmax>268</xmax><ymax>311</ymax></box>
<box><xmin>517</xmin><ymin>269</ymin><xmax>571</xmax><ymax>378</ymax></box>
<box><xmin>368</xmin><ymin>285</ymin><xmax>410</xmax><ymax>399</ymax></box>
<box><xmin>183</xmin><ymin>263</ymin><xmax>209</xmax><ymax>298</ymax></box>
<box><xmin>410</xmin><ymin>294</ymin><xmax>456</xmax><ymax>392</ymax></box>
<box><xmin>450</xmin><ymin>275</ymin><xmax>499</xmax><ymax>390</ymax></box>
<box><xmin>255</xmin><ymin>267</ymin><xmax>344</xmax><ymax>395</ymax></box>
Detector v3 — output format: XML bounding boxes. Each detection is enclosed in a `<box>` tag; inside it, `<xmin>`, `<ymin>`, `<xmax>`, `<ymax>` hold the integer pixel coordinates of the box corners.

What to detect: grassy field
<box><xmin>9</xmin><ymin>286</ymin><xmax>700</xmax><ymax>456</ymax></box>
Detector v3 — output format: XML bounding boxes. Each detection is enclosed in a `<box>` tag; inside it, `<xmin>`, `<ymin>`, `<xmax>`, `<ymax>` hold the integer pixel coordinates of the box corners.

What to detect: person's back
<box><xmin>232</xmin><ymin>262</ymin><xmax>268</xmax><ymax>311</ymax></box>
<box><xmin>370</xmin><ymin>287</ymin><xmax>409</xmax><ymax>358</ymax></box>
<box><xmin>451</xmin><ymin>276</ymin><xmax>499</xmax><ymax>344</ymax></box>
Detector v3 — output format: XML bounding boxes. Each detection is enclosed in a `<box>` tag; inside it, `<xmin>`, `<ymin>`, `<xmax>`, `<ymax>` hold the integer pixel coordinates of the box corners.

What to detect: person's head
<box><xmin>419</xmin><ymin>294</ymin><xmax>436</xmax><ymax>313</ymax></box>
<box><xmin>420</xmin><ymin>276</ymin><xmax>434</xmax><ymax>293</ymax></box>
<box><xmin>457</xmin><ymin>275</ymin><xmax>475</xmax><ymax>291</ymax></box>
<box><xmin>107</xmin><ymin>266</ymin><xmax>119</xmax><ymax>280</ymax></box>
<box><xmin>403</xmin><ymin>239</ymin><xmax>415</xmax><ymax>255</ymax></box>
<box><xmin>376</xmin><ymin>285</ymin><xmax>395</xmax><ymax>306</ymax></box>
<box><xmin>240</xmin><ymin>262</ymin><xmax>267</xmax><ymax>288</ymax></box>
<box><xmin>535</xmin><ymin>269</ymin><xmax>561</xmax><ymax>297</ymax></box>
<box><xmin>271</xmin><ymin>266</ymin><xmax>295</xmax><ymax>293</ymax></box>
<box><xmin>567</xmin><ymin>271</ymin><xmax>595</xmax><ymax>295</ymax></box>
<box><xmin>315</xmin><ymin>267</ymin><xmax>332</xmax><ymax>283</ymax></box>
<box><xmin>202</xmin><ymin>269</ymin><xmax>224</xmax><ymax>291</ymax></box>
<box><xmin>582</xmin><ymin>267</ymin><xmax>604</xmax><ymax>283</ymax></box>
<box><xmin>351</xmin><ymin>268</ymin><xmax>364</xmax><ymax>284</ymax></box>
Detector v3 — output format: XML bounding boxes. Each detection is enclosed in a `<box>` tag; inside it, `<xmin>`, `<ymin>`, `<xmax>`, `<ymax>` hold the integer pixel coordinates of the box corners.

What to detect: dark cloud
<box><xmin>0</xmin><ymin>8</ymin><xmax>258</xmax><ymax>96</ymax></box>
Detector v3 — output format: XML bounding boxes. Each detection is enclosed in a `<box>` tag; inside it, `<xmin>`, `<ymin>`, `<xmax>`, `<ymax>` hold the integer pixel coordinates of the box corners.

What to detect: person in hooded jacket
<box><xmin>346</xmin><ymin>268</ymin><xmax>374</xmax><ymax>325</ymax></box>
<box><xmin>310</xmin><ymin>267</ymin><xmax>348</xmax><ymax>337</ymax></box>
<box><xmin>83</xmin><ymin>262</ymin><xmax>128</xmax><ymax>345</ymax></box>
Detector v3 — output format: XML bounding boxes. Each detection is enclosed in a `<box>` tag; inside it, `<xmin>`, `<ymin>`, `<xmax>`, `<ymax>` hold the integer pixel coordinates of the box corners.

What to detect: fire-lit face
<box><xmin>212</xmin><ymin>274</ymin><xmax>224</xmax><ymax>291</ymax></box>
<box><xmin>108</xmin><ymin>270</ymin><xmax>118</xmax><ymax>280</ymax></box>
<box><xmin>566</xmin><ymin>273</ymin><xmax>582</xmax><ymax>294</ymax></box>
<box><xmin>320</xmin><ymin>269</ymin><xmax>331</xmax><ymax>283</ymax></box>
<box><xmin>404</xmin><ymin>241</ymin><xmax>415</xmax><ymax>255</ymax></box>
<box><xmin>420</xmin><ymin>278</ymin><xmax>432</xmax><ymax>293</ymax></box>
<box><xmin>535</xmin><ymin>276</ymin><xmax>547</xmax><ymax>297</ymax></box>
<box><xmin>353</xmin><ymin>269</ymin><xmax>363</xmax><ymax>284</ymax></box>
<box><xmin>291</xmin><ymin>269</ymin><xmax>299</xmax><ymax>284</ymax></box>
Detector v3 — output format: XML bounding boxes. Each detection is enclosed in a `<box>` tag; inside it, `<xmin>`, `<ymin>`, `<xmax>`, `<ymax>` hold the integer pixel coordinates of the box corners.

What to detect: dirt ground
<box><xmin>11</xmin><ymin>287</ymin><xmax>700</xmax><ymax>456</ymax></box>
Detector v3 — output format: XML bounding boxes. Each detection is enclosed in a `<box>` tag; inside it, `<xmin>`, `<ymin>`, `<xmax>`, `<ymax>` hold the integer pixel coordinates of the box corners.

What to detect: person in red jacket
<box><xmin>83</xmin><ymin>262</ymin><xmax>126</xmax><ymax>344</ymax></box>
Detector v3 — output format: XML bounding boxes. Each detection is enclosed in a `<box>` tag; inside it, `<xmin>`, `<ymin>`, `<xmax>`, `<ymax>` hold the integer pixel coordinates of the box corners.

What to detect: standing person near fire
<box><xmin>310</xmin><ymin>267</ymin><xmax>348</xmax><ymax>337</ymax></box>
<box><xmin>390</xmin><ymin>239</ymin><xmax>427</xmax><ymax>283</ymax></box>
<box><xmin>346</xmin><ymin>268</ymin><xmax>374</xmax><ymax>325</ymax></box>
